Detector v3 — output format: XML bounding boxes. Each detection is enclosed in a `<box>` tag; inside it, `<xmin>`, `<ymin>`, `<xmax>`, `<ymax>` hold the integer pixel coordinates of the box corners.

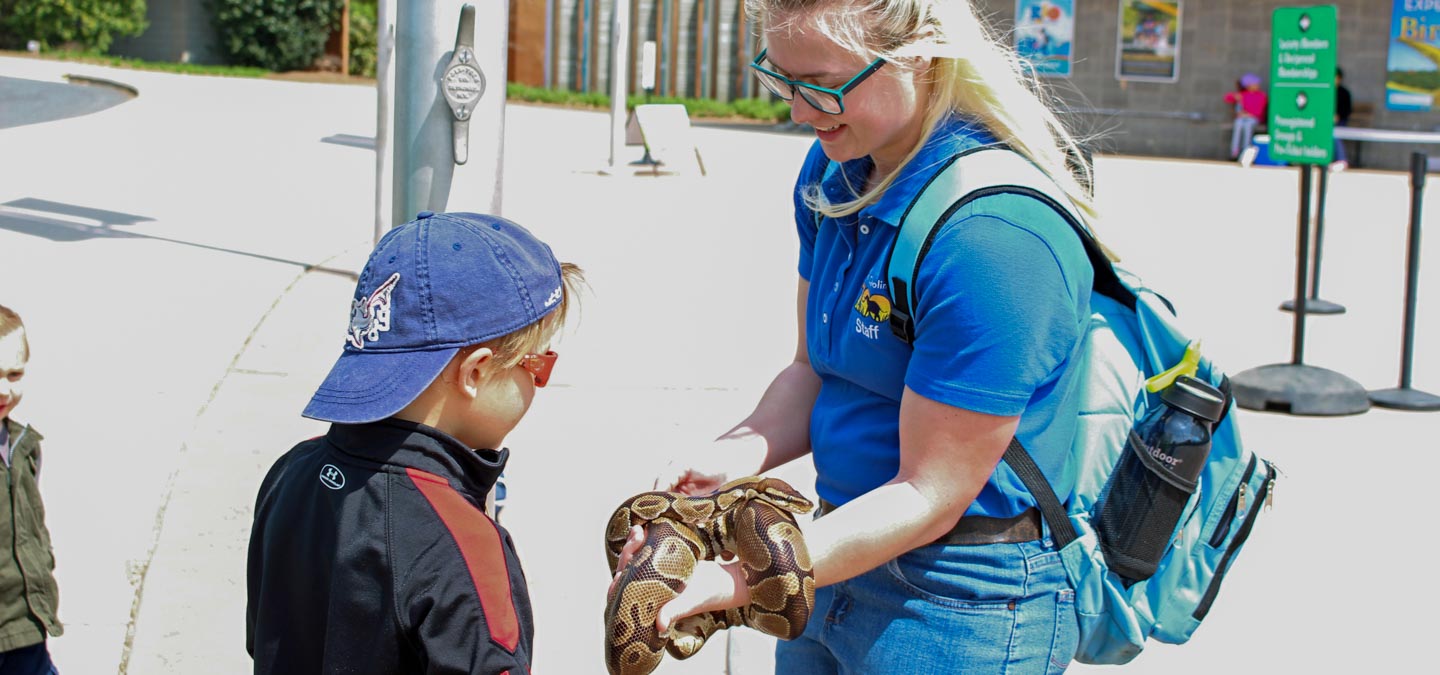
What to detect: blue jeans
<box><xmin>776</xmin><ymin>539</ymin><xmax>1078</xmax><ymax>674</ymax></box>
<box><xmin>0</xmin><ymin>642</ymin><xmax>57</xmax><ymax>675</ymax></box>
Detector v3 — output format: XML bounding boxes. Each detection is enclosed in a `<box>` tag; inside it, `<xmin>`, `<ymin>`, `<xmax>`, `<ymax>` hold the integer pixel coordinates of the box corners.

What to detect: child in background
<box><xmin>0</xmin><ymin>305</ymin><xmax>62</xmax><ymax>675</ymax></box>
<box><xmin>1226</xmin><ymin>73</ymin><xmax>1268</xmax><ymax>160</ymax></box>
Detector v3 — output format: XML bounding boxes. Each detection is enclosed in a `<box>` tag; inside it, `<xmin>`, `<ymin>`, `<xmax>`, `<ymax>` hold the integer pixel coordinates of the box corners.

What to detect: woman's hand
<box><xmin>607</xmin><ymin>525</ymin><xmax>646</xmax><ymax>598</ymax></box>
<box><xmin>607</xmin><ymin>526</ymin><xmax>750</xmax><ymax>633</ymax></box>
<box><xmin>653</xmin><ymin>458</ymin><xmax>735</xmax><ymax>495</ymax></box>
<box><xmin>652</xmin><ymin>438</ymin><xmax>768</xmax><ymax>495</ymax></box>
<box><xmin>655</xmin><ymin>560</ymin><xmax>750</xmax><ymax>633</ymax></box>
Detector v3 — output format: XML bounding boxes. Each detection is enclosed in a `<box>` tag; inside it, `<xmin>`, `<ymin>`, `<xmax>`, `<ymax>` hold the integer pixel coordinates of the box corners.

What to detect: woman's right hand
<box><xmin>653</xmin><ymin>437</ymin><xmax>768</xmax><ymax>495</ymax></box>
<box><xmin>653</xmin><ymin>456</ymin><xmax>736</xmax><ymax>495</ymax></box>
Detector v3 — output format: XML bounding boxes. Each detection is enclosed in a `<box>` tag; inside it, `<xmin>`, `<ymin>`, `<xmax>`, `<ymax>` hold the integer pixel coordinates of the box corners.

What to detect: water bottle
<box><xmin>1095</xmin><ymin>375</ymin><xmax>1227</xmax><ymax>584</ymax></box>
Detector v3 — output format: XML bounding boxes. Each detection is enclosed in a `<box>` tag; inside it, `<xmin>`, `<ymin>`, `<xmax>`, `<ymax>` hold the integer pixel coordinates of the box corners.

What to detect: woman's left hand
<box><xmin>608</xmin><ymin>526</ymin><xmax>751</xmax><ymax>633</ymax></box>
<box><xmin>654</xmin><ymin>560</ymin><xmax>751</xmax><ymax>633</ymax></box>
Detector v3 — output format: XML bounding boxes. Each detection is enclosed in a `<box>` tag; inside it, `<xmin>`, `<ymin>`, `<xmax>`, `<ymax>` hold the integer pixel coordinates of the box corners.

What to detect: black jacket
<box><xmin>246</xmin><ymin>419</ymin><xmax>533</xmax><ymax>674</ymax></box>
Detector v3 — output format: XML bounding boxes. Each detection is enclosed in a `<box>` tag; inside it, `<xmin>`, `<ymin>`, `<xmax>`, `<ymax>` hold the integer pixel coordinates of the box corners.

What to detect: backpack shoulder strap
<box><xmin>883</xmin><ymin>146</ymin><xmax>1118</xmax><ymax>549</ymax></box>
<box><xmin>885</xmin><ymin>146</ymin><xmax>1135</xmax><ymax>344</ymax></box>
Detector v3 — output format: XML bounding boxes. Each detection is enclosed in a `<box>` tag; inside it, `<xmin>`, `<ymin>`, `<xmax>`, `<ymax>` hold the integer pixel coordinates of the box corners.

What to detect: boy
<box><xmin>245</xmin><ymin>212</ymin><xmax>582</xmax><ymax>674</ymax></box>
<box><xmin>0</xmin><ymin>305</ymin><xmax>62</xmax><ymax>675</ymax></box>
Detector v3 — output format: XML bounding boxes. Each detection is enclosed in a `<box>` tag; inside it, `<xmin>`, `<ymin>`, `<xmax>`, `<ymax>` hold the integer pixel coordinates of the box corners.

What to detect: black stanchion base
<box><xmin>1369</xmin><ymin>387</ymin><xmax>1440</xmax><ymax>411</ymax></box>
<box><xmin>1231</xmin><ymin>363</ymin><xmax>1372</xmax><ymax>416</ymax></box>
<box><xmin>1278</xmin><ymin>298</ymin><xmax>1346</xmax><ymax>314</ymax></box>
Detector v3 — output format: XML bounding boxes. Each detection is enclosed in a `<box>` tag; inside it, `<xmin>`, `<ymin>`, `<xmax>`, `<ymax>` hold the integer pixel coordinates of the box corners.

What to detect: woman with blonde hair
<box><xmin>616</xmin><ymin>0</ymin><xmax>1095</xmax><ymax>670</ymax></box>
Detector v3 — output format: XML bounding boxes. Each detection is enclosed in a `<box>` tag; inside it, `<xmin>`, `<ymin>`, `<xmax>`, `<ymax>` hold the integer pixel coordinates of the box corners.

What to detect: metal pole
<box><xmin>607</xmin><ymin>0</ymin><xmax>631</xmax><ymax>172</ymax></box>
<box><xmin>1310</xmin><ymin>165</ymin><xmax>1328</xmax><ymax>299</ymax></box>
<box><xmin>1291</xmin><ymin>164</ymin><xmax>1313</xmax><ymax>365</ymax></box>
<box><xmin>1280</xmin><ymin>159</ymin><xmax>1345</xmax><ymax>314</ymax></box>
<box><xmin>1369</xmin><ymin>153</ymin><xmax>1440</xmax><ymax>411</ymax></box>
<box><xmin>375</xmin><ymin>0</ymin><xmax>397</xmax><ymax>242</ymax></box>
<box><xmin>468</xmin><ymin>0</ymin><xmax>508</xmax><ymax>215</ymax></box>
<box><xmin>393</xmin><ymin>1</ymin><xmax>507</xmax><ymax>225</ymax></box>
<box><xmin>1399</xmin><ymin>152</ymin><xmax>1426</xmax><ymax>389</ymax></box>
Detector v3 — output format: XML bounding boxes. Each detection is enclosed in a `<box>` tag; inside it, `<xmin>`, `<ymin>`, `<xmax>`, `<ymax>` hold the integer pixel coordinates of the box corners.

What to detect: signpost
<box><xmin>1268</xmin><ymin>7</ymin><xmax>1336</xmax><ymax>165</ymax></box>
<box><xmin>1232</xmin><ymin>5</ymin><xmax>1371</xmax><ymax>416</ymax></box>
<box><xmin>1274</xmin><ymin>6</ymin><xmax>1343</xmax><ymax>314</ymax></box>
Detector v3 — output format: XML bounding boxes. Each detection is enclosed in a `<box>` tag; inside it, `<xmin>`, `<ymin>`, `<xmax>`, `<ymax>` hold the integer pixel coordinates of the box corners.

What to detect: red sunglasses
<box><xmin>518</xmin><ymin>351</ymin><xmax>558</xmax><ymax>387</ymax></box>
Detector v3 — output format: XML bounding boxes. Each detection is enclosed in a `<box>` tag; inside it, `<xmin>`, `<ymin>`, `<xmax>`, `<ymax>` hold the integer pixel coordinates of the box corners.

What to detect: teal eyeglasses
<box><xmin>749</xmin><ymin>48</ymin><xmax>886</xmax><ymax>115</ymax></box>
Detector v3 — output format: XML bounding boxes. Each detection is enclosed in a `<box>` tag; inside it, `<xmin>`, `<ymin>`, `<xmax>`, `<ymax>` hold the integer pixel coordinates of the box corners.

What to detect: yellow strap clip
<box><xmin>1145</xmin><ymin>340</ymin><xmax>1203</xmax><ymax>393</ymax></box>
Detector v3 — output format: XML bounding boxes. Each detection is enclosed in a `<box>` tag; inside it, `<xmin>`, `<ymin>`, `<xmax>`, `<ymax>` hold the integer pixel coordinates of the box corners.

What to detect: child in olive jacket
<box><xmin>0</xmin><ymin>304</ymin><xmax>62</xmax><ymax>675</ymax></box>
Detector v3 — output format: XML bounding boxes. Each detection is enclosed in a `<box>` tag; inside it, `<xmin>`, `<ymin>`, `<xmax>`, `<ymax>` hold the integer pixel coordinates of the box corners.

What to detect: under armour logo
<box><xmin>319</xmin><ymin>464</ymin><xmax>346</xmax><ymax>490</ymax></box>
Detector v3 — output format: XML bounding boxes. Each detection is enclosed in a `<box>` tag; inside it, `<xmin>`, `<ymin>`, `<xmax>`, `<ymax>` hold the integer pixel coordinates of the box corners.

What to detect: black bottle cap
<box><xmin>1160</xmin><ymin>375</ymin><xmax>1227</xmax><ymax>422</ymax></box>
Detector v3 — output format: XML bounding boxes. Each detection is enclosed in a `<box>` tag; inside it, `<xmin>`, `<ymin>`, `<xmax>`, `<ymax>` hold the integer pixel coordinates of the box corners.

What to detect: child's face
<box><xmin>0</xmin><ymin>329</ymin><xmax>26</xmax><ymax>420</ymax></box>
<box><xmin>448</xmin><ymin>348</ymin><xmax>551</xmax><ymax>450</ymax></box>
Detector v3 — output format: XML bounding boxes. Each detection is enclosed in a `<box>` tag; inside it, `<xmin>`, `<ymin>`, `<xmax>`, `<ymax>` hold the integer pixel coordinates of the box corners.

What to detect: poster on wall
<box><xmin>1015</xmin><ymin>0</ymin><xmax>1076</xmax><ymax>77</ymax></box>
<box><xmin>1386</xmin><ymin>0</ymin><xmax>1440</xmax><ymax>111</ymax></box>
<box><xmin>1116</xmin><ymin>0</ymin><xmax>1182</xmax><ymax>82</ymax></box>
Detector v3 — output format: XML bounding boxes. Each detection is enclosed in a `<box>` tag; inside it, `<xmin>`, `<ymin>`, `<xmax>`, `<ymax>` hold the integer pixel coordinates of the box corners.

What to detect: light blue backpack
<box><xmin>882</xmin><ymin>147</ymin><xmax>1278</xmax><ymax>664</ymax></box>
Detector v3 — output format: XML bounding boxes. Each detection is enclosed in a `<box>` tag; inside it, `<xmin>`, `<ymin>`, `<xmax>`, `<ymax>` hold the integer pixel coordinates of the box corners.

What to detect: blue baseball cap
<box><xmin>303</xmin><ymin>211</ymin><xmax>565</xmax><ymax>424</ymax></box>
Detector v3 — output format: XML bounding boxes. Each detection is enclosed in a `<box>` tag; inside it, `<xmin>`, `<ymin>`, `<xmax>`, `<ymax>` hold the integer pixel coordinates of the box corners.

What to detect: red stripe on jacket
<box><xmin>406</xmin><ymin>468</ymin><xmax>520</xmax><ymax>653</ymax></box>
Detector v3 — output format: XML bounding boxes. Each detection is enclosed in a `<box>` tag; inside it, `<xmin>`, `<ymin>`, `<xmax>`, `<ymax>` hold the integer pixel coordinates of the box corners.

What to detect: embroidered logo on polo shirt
<box><xmin>347</xmin><ymin>272</ymin><xmax>401</xmax><ymax>349</ymax></box>
<box><xmin>853</xmin><ymin>288</ymin><xmax>891</xmax><ymax>340</ymax></box>
<box><xmin>854</xmin><ymin>288</ymin><xmax>891</xmax><ymax>322</ymax></box>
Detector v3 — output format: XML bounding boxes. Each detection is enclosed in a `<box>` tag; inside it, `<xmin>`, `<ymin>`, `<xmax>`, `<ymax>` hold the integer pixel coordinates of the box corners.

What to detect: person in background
<box><xmin>1226</xmin><ymin>73</ymin><xmax>1268</xmax><ymax>160</ymax></box>
<box><xmin>1332</xmin><ymin>66</ymin><xmax>1353</xmax><ymax>171</ymax></box>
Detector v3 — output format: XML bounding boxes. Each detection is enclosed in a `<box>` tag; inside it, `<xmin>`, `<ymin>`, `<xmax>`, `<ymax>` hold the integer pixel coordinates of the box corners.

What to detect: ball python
<box><xmin>603</xmin><ymin>476</ymin><xmax>816</xmax><ymax>675</ymax></box>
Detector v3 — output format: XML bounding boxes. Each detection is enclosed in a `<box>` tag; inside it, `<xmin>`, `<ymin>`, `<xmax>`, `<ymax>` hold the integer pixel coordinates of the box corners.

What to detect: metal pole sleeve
<box><xmin>465</xmin><ymin>0</ymin><xmax>507</xmax><ymax>215</ymax></box>
<box><xmin>1292</xmin><ymin>164</ymin><xmax>1313</xmax><ymax>365</ymax></box>
<box><xmin>1400</xmin><ymin>152</ymin><xmax>1427</xmax><ymax>389</ymax></box>
<box><xmin>394</xmin><ymin>2</ymin><xmax>506</xmax><ymax>223</ymax></box>
<box><xmin>608</xmin><ymin>0</ymin><xmax>631</xmax><ymax>170</ymax></box>
<box><xmin>394</xmin><ymin>1</ymin><xmax>455</xmax><ymax>226</ymax></box>
<box><xmin>375</xmin><ymin>0</ymin><xmax>397</xmax><ymax>242</ymax></box>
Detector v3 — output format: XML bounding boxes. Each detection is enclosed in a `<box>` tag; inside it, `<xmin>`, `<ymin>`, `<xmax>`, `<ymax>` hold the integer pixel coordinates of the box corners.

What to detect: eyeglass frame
<box><xmin>517</xmin><ymin>350</ymin><xmax>558</xmax><ymax>387</ymax></box>
<box><xmin>749</xmin><ymin>48</ymin><xmax>886</xmax><ymax>115</ymax></box>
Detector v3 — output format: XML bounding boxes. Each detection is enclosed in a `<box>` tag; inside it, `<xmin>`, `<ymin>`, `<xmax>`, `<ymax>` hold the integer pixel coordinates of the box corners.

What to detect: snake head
<box><xmin>745</xmin><ymin>477</ymin><xmax>814</xmax><ymax>516</ymax></box>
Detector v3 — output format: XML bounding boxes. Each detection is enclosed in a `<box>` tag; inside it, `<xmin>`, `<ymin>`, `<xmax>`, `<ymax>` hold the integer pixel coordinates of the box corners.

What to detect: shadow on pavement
<box><xmin>320</xmin><ymin>134</ymin><xmax>375</xmax><ymax>150</ymax></box>
<box><xmin>0</xmin><ymin>198</ymin><xmax>359</xmax><ymax>280</ymax></box>
<box><xmin>0</xmin><ymin>75</ymin><xmax>132</xmax><ymax>129</ymax></box>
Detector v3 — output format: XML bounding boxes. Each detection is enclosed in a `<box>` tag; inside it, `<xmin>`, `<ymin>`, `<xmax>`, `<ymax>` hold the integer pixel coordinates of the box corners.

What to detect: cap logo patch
<box><xmin>544</xmin><ymin>285</ymin><xmax>563</xmax><ymax>308</ymax></box>
<box><xmin>347</xmin><ymin>272</ymin><xmax>401</xmax><ymax>349</ymax></box>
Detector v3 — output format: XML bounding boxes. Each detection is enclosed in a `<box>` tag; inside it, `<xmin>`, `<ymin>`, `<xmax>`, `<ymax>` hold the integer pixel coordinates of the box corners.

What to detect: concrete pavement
<box><xmin>1</xmin><ymin>53</ymin><xmax>1437</xmax><ymax>674</ymax></box>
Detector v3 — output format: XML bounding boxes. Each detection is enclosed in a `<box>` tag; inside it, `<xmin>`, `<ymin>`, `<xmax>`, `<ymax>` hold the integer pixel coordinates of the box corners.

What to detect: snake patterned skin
<box><xmin>603</xmin><ymin>476</ymin><xmax>816</xmax><ymax>675</ymax></box>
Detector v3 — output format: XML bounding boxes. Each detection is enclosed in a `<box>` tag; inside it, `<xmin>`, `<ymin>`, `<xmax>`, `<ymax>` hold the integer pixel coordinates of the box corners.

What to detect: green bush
<box><xmin>210</xmin><ymin>0</ymin><xmax>344</xmax><ymax>72</ymax></box>
<box><xmin>348</xmin><ymin>0</ymin><xmax>376</xmax><ymax>78</ymax></box>
<box><xmin>0</xmin><ymin>0</ymin><xmax>147</xmax><ymax>53</ymax></box>
<box><xmin>731</xmin><ymin>97</ymin><xmax>792</xmax><ymax>123</ymax></box>
<box><xmin>505</xmin><ymin>83</ymin><xmax>791</xmax><ymax>122</ymax></box>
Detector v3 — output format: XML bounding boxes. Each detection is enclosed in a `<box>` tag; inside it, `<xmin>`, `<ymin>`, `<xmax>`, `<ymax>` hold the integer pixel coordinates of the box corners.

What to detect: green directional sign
<box><xmin>1269</xmin><ymin>6</ymin><xmax>1338</xmax><ymax>165</ymax></box>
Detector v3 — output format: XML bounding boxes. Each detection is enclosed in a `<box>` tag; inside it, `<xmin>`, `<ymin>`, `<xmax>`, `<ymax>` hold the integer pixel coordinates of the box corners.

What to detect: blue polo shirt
<box><xmin>795</xmin><ymin>118</ymin><xmax>1092</xmax><ymax>519</ymax></box>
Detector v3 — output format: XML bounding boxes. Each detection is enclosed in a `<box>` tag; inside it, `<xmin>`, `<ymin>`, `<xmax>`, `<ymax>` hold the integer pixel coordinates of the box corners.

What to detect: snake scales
<box><xmin>603</xmin><ymin>476</ymin><xmax>816</xmax><ymax>675</ymax></box>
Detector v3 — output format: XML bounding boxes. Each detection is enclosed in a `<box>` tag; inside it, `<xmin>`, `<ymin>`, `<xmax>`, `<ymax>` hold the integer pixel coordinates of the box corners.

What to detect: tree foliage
<box><xmin>210</xmin><ymin>0</ymin><xmax>344</xmax><ymax>71</ymax></box>
<box><xmin>349</xmin><ymin>0</ymin><xmax>376</xmax><ymax>78</ymax></box>
<box><xmin>0</xmin><ymin>0</ymin><xmax>148</xmax><ymax>53</ymax></box>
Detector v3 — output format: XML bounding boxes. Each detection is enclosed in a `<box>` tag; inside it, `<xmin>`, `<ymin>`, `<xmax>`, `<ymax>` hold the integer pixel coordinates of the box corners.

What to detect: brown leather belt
<box><xmin>814</xmin><ymin>499</ymin><xmax>1043</xmax><ymax>546</ymax></box>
